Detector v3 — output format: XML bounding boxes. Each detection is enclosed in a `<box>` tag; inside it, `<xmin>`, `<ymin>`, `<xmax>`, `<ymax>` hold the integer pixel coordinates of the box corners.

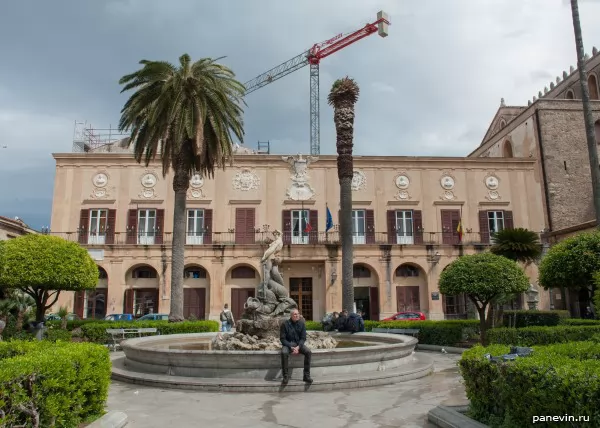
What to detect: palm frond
<box><xmin>490</xmin><ymin>227</ymin><xmax>542</xmax><ymax>263</ymax></box>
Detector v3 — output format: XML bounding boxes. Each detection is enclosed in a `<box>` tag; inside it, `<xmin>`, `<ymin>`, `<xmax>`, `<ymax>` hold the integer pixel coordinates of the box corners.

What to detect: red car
<box><xmin>382</xmin><ymin>311</ymin><xmax>426</xmax><ymax>321</ymax></box>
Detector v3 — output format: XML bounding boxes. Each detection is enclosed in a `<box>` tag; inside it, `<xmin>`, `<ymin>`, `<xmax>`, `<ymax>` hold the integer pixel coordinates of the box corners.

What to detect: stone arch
<box><xmin>565</xmin><ymin>89</ymin><xmax>575</xmax><ymax>100</ymax></box>
<box><xmin>352</xmin><ymin>262</ymin><xmax>380</xmax><ymax>320</ymax></box>
<box><xmin>393</xmin><ymin>262</ymin><xmax>428</xmax><ymax>315</ymax></box>
<box><xmin>503</xmin><ymin>140</ymin><xmax>514</xmax><ymax>158</ymax></box>
<box><xmin>499</xmin><ymin>119</ymin><xmax>506</xmax><ymax>129</ymax></box>
<box><xmin>226</xmin><ymin>263</ymin><xmax>260</xmax><ymax>322</ymax></box>
<box><xmin>589</xmin><ymin>73</ymin><xmax>599</xmax><ymax>100</ymax></box>
<box><xmin>124</xmin><ymin>263</ymin><xmax>160</xmax><ymax>317</ymax></box>
<box><xmin>183</xmin><ymin>263</ymin><xmax>210</xmax><ymax>320</ymax></box>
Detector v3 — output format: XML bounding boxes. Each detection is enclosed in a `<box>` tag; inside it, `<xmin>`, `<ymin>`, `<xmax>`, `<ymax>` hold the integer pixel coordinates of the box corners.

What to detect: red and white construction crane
<box><xmin>243</xmin><ymin>11</ymin><xmax>390</xmax><ymax>155</ymax></box>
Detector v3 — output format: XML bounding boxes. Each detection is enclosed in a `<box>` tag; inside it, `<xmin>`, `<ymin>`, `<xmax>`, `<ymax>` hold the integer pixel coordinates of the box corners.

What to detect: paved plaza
<box><xmin>107</xmin><ymin>351</ymin><xmax>465</xmax><ymax>428</ymax></box>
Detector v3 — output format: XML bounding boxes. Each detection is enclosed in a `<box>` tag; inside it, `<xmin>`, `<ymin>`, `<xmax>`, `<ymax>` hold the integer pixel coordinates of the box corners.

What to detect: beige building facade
<box><xmin>0</xmin><ymin>216</ymin><xmax>37</xmax><ymax>241</ymax></box>
<box><xmin>49</xmin><ymin>150</ymin><xmax>546</xmax><ymax>321</ymax></box>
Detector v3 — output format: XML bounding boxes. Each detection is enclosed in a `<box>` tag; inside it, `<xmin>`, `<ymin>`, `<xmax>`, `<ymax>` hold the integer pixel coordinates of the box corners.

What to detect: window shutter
<box><xmin>124</xmin><ymin>289</ymin><xmax>134</xmax><ymax>314</ymax></box>
<box><xmin>126</xmin><ymin>209</ymin><xmax>137</xmax><ymax>244</ymax></box>
<box><xmin>247</xmin><ymin>208</ymin><xmax>256</xmax><ymax>244</ymax></box>
<box><xmin>479</xmin><ymin>211</ymin><xmax>490</xmax><ymax>243</ymax></box>
<box><xmin>365</xmin><ymin>209</ymin><xmax>375</xmax><ymax>244</ymax></box>
<box><xmin>235</xmin><ymin>208</ymin><xmax>256</xmax><ymax>244</ymax></box>
<box><xmin>504</xmin><ymin>210</ymin><xmax>514</xmax><ymax>229</ymax></box>
<box><xmin>282</xmin><ymin>210</ymin><xmax>291</xmax><ymax>244</ymax></box>
<box><xmin>106</xmin><ymin>209</ymin><xmax>116</xmax><ymax>244</ymax></box>
<box><xmin>441</xmin><ymin>210</ymin><xmax>453</xmax><ymax>245</ymax></box>
<box><xmin>74</xmin><ymin>291</ymin><xmax>85</xmax><ymax>318</ymax></box>
<box><xmin>309</xmin><ymin>210</ymin><xmax>319</xmax><ymax>244</ymax></box>
<box><xmin>204</xmin><ymin>209</ymin><xmax>213</xmax><ymax>244</ymax></box>
<box><xmin>413</xmin><ymin>210</ymin><xmax>423</xmax><ymax>244</ymax></box>
<box><xmin>78</xmin><ymin>209</ymin><xmax>89</xmax><ymax>244</ymax></box>
<box><xmin>387</xmin><ymin>210</ymin><xmax>396</xmax><ymax>244</ymax></box>
<box><xmin>155</xmin><ymin>209</ymin><xmax>165</xmax><ymax>244</ymax></box>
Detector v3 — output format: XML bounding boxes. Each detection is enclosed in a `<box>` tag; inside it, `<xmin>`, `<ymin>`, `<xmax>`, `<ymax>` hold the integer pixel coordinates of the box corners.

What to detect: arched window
<box><xmin>231</xmin><ymin>266</ymin><xmax>255</xmax><ymax>279</ymax></box>
<box><xmin>353</xmin><ymin>265</ymin><xmax>371</xmax><ymax>278</ymax></box>
<box><xmin>566</xmin><ymin>89</ymin><xmax>575</xmax><ymax>100</ymax></box>
<box><xmin>589</xmin><ymin>74</ymin><xmax>599</xmax><ymax>100</ymax></box>
<box><xmin>395</xmin><ymin>265</ymin><xmax>419</xmax><ymax>277</ymax></box>
<box><xmin>499</xmin><ymin>120</ymin><xmax>506</xmax><ymax>129</ymax></box>
<box><xmin>132</xmin><ymin>267</ymin><xmax>157</xmax><ymax>278</ymax></box>
<box><xmin>503</xmin><ymin>140</ymin><xmax>514</xmax><ymax>158</ymax></box>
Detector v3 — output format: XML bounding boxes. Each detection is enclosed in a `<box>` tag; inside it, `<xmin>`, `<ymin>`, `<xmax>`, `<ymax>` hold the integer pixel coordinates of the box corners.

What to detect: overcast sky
<box><xmin>1</xmin><ymin>0</ymin><xmax>599</xmax><ymax>230</ymax></box>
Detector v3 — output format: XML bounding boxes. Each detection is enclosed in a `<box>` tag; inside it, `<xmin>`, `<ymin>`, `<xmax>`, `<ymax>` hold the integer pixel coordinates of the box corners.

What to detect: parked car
<box><xmin>136</xmin><ymin>313</ymin><xmax>169</xmax><ymax>321</ymax></box>
<box><xmin>45</xmin><ymin>313</ymin><xmax>80</xmax><ymax>321</ymax></box>
<box><xmin>382</xmin><ymin>311</ymin><xmax>426</xmax><ymax>321</ymax></box>
<box><xmin>104</xmin><ymin>314</ymin><xmax>134</xmax><ymax>321</ymax></box>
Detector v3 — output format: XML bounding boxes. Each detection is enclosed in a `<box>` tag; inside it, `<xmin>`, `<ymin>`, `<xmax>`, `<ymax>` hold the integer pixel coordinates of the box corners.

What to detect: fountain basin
<box><xmin>112</xmin><ymin>332</ymin><xmax>434</xmax><ymax>392</ymax></box>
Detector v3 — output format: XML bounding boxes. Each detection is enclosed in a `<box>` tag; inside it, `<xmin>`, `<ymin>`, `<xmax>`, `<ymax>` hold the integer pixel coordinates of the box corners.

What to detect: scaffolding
<box><xmin>72</xmin><ymin>121</ymin><xmax>131</xmax><ymax>153</ymax></box>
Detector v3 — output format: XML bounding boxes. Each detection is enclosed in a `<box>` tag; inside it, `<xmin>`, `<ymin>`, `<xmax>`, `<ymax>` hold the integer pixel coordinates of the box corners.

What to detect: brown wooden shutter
<box><xmin>155</xmin><ymin>209</ymin><xmax>165</xmax><ymax>244</ymax></box>
<box><xmin>479</xmin><ymin>210</ymin><xmax>490</xmax><ymax>244</ymax></box>
<box><xmin>504</xmin><ymin>210</ymin><xmax>514</xmax><ymax>230</ymax></box>
<box><xmin>78</xmin><ymin>209</ymin><xmax>89</xmax><ymax>244</ymax></box>
<box><xmin>235</xmin><ymin>208</ymin><xmax>256</xmax><ymax>244</ymax></box>
<box><xmin>127</xmin><ymin>209</ymin><xmax>137</xmax><ymax>244</ymax></box>
<box><xmin>74</xmin><ymin>291</ymin><xmax>85</xmax><ymax>318</ymax></box>
<box><xmin>309</xmin><ymin>210</ymin><xmax>319</xmax><ymax>244</ymax></box>
<box><xmin>387</xmin><ymin>210</ymin><xmax>396</xmax><ymax>244</ymax></box>
<box><xmin>365</xmin><ymin>209</ymin><xmax>375</xmax><ymax>244</ymax></box>
<box><xmin>106</xmin><ymin>209</ymin><xmax>116</xmax><ymax>244</ymax></box>
<box><xmin>413</xmin><ymin>210</ymin><xmax>423</xmax><ymax>244</ymax></box>
<box><xmin>282</xmin><ymin>210</ymin><xmax>291</xmax><ymax>244</ymax></box>
<box><xmin>441</xmin><ymin>210</ymin><xmax>454</xmax><ymax>244</ymax></box>
<box><xmin>124</xmin><ymin>289</ymin><xmax>134</xmax><ymax>314</ymax></box>
<box><xmin>204</xmin><ymin>209</ymin><xmax>213</xmax><ymax>244</ymax></box>
<box><xmin>247</xmin><ymin>208</ymin><xmax>256</xmax><ymax>244</ymax></box>
<box><xmin>369</xmin><ymin>287</ymin><xmax>379</xmax><ymax>321</ymax></box>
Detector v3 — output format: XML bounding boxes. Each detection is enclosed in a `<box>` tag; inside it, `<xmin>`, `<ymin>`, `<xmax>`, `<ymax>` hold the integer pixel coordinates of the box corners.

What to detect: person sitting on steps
<box><xmin>280</xmin><ymin>308</ymin><xmax>313</xmax><ymax>384</ymax></box>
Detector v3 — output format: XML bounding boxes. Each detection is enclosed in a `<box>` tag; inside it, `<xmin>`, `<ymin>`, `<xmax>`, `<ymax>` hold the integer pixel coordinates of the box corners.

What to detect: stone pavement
<box><xmin>107</xmin><ymin>352</ymin><xmax>466</xmax><ymax>428</ymax></box>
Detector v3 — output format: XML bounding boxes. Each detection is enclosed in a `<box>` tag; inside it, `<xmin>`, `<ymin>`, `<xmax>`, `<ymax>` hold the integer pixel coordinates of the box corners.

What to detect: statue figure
<box><xmin>261</xmin><ymin>230</ymin><xmax>283</xmax><ymax>263</ymax></box>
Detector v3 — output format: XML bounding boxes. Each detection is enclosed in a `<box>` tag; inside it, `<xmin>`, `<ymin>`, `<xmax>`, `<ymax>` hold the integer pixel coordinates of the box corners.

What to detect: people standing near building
<box><xmin>220</xmin><ymin>304</ymin><xmax>234</xmax><ymax>332</ymax></box>
<box><xmin>280</xmin><ymin>308</ymin><xmax>313</xmax><ymax>384</ymax></box>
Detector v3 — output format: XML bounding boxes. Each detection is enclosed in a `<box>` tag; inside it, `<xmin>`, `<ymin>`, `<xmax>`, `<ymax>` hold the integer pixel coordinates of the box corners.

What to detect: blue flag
<box><xmin>326</xmin><ymin>205</ymin><xmax>333</xmax><ymax>232</ymax></box>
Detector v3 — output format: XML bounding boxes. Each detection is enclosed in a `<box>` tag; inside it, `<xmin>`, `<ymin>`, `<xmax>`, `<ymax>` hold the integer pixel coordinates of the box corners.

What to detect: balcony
<box><xmin>42</xmin><ymin>230</ymin><xmax>493</xmax><ymax>247</ymax></box>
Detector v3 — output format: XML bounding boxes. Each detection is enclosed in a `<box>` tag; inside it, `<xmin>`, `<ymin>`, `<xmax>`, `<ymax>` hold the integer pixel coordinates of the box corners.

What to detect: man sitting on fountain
<box><xmin>280</xmin><ymin>308</ymin><xmax>313</xmax><ymax>384</ymax></box>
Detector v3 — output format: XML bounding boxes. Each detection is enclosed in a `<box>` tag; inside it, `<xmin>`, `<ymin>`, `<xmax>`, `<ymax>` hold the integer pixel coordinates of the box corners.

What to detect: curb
<box><xmin>416</xmin><ymin>344</ymin><xmax>466</xmax><ymax>354</ymax></box>
<box><xmin>428</xmin><ymin>405</ymin><xmax>488</xmax><ymax>428</ymax></box>
<box><xmin>87</xmin><ymin>411</ymin><xmax>128</xmax><ymax>428</ymax></box>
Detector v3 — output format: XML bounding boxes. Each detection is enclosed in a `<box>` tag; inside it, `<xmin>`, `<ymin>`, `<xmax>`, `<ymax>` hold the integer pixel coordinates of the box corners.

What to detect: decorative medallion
<box><xmin>138</xmin><ymin>188</ymin><xmax>158</xmax><ymax>199</ymax></box>
<box><xmin>90</xmin><ymin>187</ymin><xmax>109</xmax><ymax>199</ymax></box>
<box><xmin>351</xmin><ymin>170</ymin><xmax>367</xmax><ymax>191</ymax></box>
<box><xmin>395</xmin><ymin>174</ymin><xmax>410</xmax><ymax>189</ymax></box>
<box><xmin>484</xmin><ymin>173</ymin><xmax>499</xmax><ymax>190</ymax></box>
<box><xmin>394</xmin><ymin>190</ymin><xmax>412</xmax><ymax>201</ymax></box>
<box><xmin>233</xmin><ymin>168</ymin><xmax>260</xmax><ymax>191</ymax></box>
<box><xmin>141</xmin><ymin>172</ymin><xmax>157</xmax><ymax>188</ymax></box>
<box><xmin>187</xmin><ymin>188</ymin><xmax>205</xmax><ymax>199</ymax></box>
<box><xmin>281</xmin><ymin>154</ymin><xmax>318</xmax><ymax>201</ymax></box>
<box><xmin>92</xmin><ymin>172</ymin><xmax>108</xmax><ymax>188</ymax></box>
<box><xmin>440</xmin><ymin>174</ymin><xmax>455</xmax><ymax>190</ymax></box>
<box><xmin>190</xmin><ymin>174</ymin><xmax>204</xmax><ymax>189</ymax></box>
<box><xmin>485</xmin><ymin>190</ymin><xmax>501</xmax><ymax>201</ymax></box>
<box><xmin>440</xmin><ymin>190</ymin><xmax>456</xmax><ymax>201</ymax></box>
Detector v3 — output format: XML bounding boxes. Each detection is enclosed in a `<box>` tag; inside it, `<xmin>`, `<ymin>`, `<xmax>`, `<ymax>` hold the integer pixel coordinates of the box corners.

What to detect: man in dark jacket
<box><xmin>280</xmin><ymin>309</ymin><xmax>312</xmax><ymax>383</ymax></box>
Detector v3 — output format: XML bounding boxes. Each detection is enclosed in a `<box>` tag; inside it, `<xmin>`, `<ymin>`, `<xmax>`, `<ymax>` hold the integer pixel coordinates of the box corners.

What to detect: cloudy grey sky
<box><xmin>1</xmin><ymin>0</ymin><xmax>599</xmax><ymax>230</ymax></box>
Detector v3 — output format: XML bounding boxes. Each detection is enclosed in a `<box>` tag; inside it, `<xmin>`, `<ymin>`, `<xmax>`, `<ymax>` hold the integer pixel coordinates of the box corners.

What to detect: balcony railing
<box><xmin>42</xmin><ymin>230</ymin><xmax>493</xmax><ymax>247</ymax></box>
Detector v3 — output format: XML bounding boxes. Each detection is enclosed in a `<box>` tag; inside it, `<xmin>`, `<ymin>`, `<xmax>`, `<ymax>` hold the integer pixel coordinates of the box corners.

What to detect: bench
<box><xmin>372</xmin><ymin>327</ymin><xmax>420</xmax><ymax>337</ymax></box>
<box><xmin>106</xmin><ymin>328</ymin><xmax>159</xmax><ymax>351</ymax></box>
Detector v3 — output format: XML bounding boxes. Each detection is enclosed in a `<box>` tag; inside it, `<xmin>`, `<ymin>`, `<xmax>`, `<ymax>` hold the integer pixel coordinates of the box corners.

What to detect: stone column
<box><xmin>107</xmin><ymin>260</ymin><xmax>124</xmax><ymax>315</ymax></box>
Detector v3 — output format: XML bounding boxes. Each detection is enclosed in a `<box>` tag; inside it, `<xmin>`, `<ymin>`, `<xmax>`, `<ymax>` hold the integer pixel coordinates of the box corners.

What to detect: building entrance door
<box><xmin>231</xmin><ymin>288</ymin><xmax>255</xmax><ymax>322</ymax></box>
<box><xmin>290</xmin><ymin>278</ymin><xmax>313</xmax><ymax>321</ymax></box>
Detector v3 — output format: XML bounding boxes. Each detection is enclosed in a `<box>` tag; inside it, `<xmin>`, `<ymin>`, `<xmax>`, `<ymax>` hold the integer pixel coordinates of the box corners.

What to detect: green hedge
<box><xmin>488</xmin><ymin>325</ymin><xmax>600</xmax><ymax>346</ymax></box>
<box><xmin>80</xmin><ymin>320</ymin><xmax>219</xmax><ymax>343</ymax></box>
<box><xmin>0</xmin><ymin>341</ymin><xmax>110</xmax><ymax>427</ymax></box>
<box><xmin>560</xmin><ymin>318</ymin><xmax>600</xmax><ymax>326</ymax></box>
<box><xmin>502</xmin><ymin>310</ymin><xmax>570</xmax><ymax>328</ymax></box>
<box><xmin>460</xmin><ymin>342</ymin><xmax>600</xmax><ymax>427</ymax></box>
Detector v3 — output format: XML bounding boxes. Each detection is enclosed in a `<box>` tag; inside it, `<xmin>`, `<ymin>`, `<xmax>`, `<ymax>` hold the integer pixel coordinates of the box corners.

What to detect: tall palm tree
<box><xmin>490</xmin><ymin>228</ymin><xmax>542</xmax><ymax>264</ymax></box>
<box><xmin>119</xmin><ymin>54</ymin><xmax>245</xmax><ymax>321</ymax></box>
<box><xmin>570</xmin><ymin>0</ymin><xmax>600</xmax><ymax>226</ymax></box>
<box><xmin>328</xmin><ymin>77</ymin><xmax>360</xmax><ymax>313</ymax></box>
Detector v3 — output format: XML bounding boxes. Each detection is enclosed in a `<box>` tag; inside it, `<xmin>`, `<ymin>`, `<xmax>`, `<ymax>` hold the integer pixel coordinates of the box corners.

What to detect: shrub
<box><xmin>305</xmin><ymin>321</ymin><xmax>322</xmax><ymax>331</ymax></box>
<box><xmin>45</xmin><ymin>319</ymin><xmax>98</xmax><ymax>331</ymax></box>
<box><xmin>44</xmin><ymin>328</ymin><xmax>73</xmax><ymax>342</ymax></box>
<box><xmin>460</xmin><ymin>342</ymin><xmax>600</xmax><ymax>427</ymax></box>
<box><xmin>488</xmin><ymin>325</ymin><xmax>600</xmax><ymax>346</ymax></box>
<box><xmin>561</xmin><ymin>318</ymin><xmax>600</xmax><ymax>326</ymax></box>
<box><xmin>0</xmin><ymin>341</ymin><xmax>110</xmax><ymax>427</ymax></box>
<box><xmin>502</xmin><ymin>310</ymin><xmax>570</xmax><ymax>328</ymax></box>
<box><xmin>80</xmin><ymin>320</ymin><xmax>219</xmax><ymax>343</ymax></box>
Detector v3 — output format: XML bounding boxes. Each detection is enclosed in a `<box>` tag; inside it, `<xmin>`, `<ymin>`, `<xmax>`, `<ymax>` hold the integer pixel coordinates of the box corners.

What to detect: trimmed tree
<box><xmin>439</xmin><ymin>253</ymin><xmax>529</xmax><ymax>345</ymax></box>
<box><xmin>539</xmin><ymin>230</ymin><xmax>600</xmax><ymax>314</ymax></box>
<box><xmin>0</xmin><ymin>234</ymin><xmax>98</xmax><ymax>322</ymax></box>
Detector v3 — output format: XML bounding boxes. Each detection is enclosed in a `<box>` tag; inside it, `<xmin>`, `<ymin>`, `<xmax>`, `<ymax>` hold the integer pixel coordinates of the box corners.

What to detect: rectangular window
<box><xmin>291</xmin><ymin>209</ymin><xmax>309</xmax><ymax>244</ymax></box>
<box><xmin>138</xmin><ymin>209</ymin><xmax>156</xmax><ymax>245</ymax></box>
<box><xmin>488</xmin><ymin>211</ymin><xmax>505</xmax><ymax>241</ymax></box>
<box><xmin>352</xmin><ymin>210</ymin><xmax>366</xmax><ymax>244</ymax></box>
<box><xmin>187</xmin><ymin>209</ymin><xmax>205</xmax><ymax>245</ymax></box>
<box><xmin>88</xmin><ymin>209</ymin><xmax>107</xmax><ymax>245</ymax></box>
<box><xmin>396</xmin><ymin>210</ymin><xmax>414</xmax><ymax>245</ymax></box>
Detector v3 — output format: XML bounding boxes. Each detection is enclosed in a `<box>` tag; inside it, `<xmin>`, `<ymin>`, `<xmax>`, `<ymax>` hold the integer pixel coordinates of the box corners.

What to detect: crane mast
<box><xmin>243</xmin><ymin>11</ymin><xmax>390</xmax><ymax>155</ymax></box>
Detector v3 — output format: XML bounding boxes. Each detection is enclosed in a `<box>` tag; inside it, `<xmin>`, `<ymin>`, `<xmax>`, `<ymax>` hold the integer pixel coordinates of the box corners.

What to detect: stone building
<box><xmin>470</xmin><ymin>46</ymin><xmax>600</xmax><ymax>315</ymax></box>
<box><xmin>0</xmin><ymin>216</ymin><xmax>37</xmax><ymax>241</ymax></box>
<box><xmin>49</xmin><ymin>146</ymin><xmax>546</xmax><ymax>321</ymax></box>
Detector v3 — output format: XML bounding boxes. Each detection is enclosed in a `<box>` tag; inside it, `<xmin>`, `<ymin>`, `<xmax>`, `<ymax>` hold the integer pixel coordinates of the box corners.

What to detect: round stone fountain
<box><xmin>111</xmin><ymin>331</ymin><xmax>433</xmax><ymax>392</ymax></box>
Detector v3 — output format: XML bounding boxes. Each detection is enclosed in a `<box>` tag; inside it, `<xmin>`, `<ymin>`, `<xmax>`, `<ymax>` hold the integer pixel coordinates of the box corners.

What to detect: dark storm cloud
<box><xmin>1</xmin><ymin>0</ymin><xmax>599</xmax><ymax>229</ymax></box>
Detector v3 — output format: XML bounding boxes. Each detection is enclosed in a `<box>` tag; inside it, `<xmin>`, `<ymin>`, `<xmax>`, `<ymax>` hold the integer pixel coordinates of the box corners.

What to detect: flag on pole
<box><xmin>304</xmin><ymin>222</ymin><xmax>313</xmax><ymax>233</ymax></box>
<box><xmin>457</xmin><ymin>210</ymin><xmax>463</xmax><ymax>242</ymax></box>
<box><xmin>326</xmin><ymin>204</ymin><xmax>333</xmax><ymax>232</ymax></box>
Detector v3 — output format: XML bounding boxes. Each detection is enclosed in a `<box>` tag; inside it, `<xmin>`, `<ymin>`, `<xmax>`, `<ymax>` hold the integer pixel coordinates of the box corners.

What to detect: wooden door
<box><xmin>441</xmin><ymin>209</ymin><xmax>461</xmax><ymax>245</ymax></box>
<box><xmin>290</xmin><ymin>278</ymin><xmax>313</xmax><ymax>320</ymax></box>
<box><xmin>396</xmin><ymin>286</ymin><xmax>420</xmax><ymax>312</ymax></box>
<box><xmin>184</xmin><ymin>288</ymin><xmax>206</xmax><ymax>319</ymax></box>
<box><xmin>369</xmin><ymin>287</ymin><xmax>380</xmax><ymax>321</ymax></box>
<box><xmin>133</xmin><ymin>288</ymin><xmax>159</xmax><ymax>317</ymax></box>
<box><xmin>235</xmin><ymin>208</ymin><xmax>255</xmax><ymax>244</ymax></box>
<box><xmin>231</xmin><ymin>288</ymin><xmax>255</xmax><ymax>321</ymax></box>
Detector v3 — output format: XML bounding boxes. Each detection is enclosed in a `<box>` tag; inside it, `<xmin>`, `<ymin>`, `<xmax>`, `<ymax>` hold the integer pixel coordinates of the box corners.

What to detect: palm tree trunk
<box><xmin>340</xmin><ymin>176</ymin><xmax>354</xmax><ymax>312</ymax></box>
<box><xmin>169</xmin><ymin>162</ymin><xmax>189</xmax><ymax>322</ymax></box>
<box><xmin>570</xmin><ymin>0</ymin><xmax>600</xmax><ymax>226</ymax></box>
